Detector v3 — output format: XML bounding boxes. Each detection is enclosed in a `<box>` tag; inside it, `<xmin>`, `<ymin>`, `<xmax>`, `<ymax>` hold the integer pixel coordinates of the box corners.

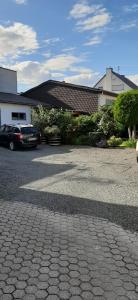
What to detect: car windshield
<box><xmin>21</xmin><ymin>127</ymin><xmax>38</xmax><ymax>134</ymax></box>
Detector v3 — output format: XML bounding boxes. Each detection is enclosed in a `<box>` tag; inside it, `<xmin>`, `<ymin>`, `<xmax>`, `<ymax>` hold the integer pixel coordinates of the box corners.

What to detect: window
<box><xmin>12</xmin><ymin>112</ymin><xmax>26</xmax><ymax>121</ymax></box>
<box><xmin>13</xmin><ymin>127</ymin><xmax>20</xmax><ymax>133</ymax></box>
<box><xmin>106</xmin><ymin>99</ymin><xmax>114</xmax><ymax>105</ymax></box>
<box><xmin>112</xmin><ymin>84</ymin><xmax>124</xmax><ymax>91</ymax></box>
<box><xmin>98</xmin><ymin>86</ymin><xmax>103</xmax><ymax>90</ymax></box>
<box><xmin>5</xmin><ymin>126</ymin><xmax>13</xmax><ymax>133</ymax></box>
<box><xmin>21</xmin><ymin>127</ymin><xmax>38</xmax><ymax>134</ymax></box>
<box><xmin>0</xmin><ymin>125</ymin><xmax>5</xmax><ymax>132</ymax></box>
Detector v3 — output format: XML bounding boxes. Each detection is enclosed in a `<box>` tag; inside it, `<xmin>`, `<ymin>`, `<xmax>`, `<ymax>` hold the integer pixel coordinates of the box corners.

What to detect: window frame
<box><xmin>11</xmin><ymin>112</ymin><xmax>27</xmax><ymax>121</ymax></box>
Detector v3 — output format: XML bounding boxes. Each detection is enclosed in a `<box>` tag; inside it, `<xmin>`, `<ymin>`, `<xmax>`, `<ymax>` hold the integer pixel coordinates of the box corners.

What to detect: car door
<box><xmin>4</xmin><ymin>126</ymin><xmax>13</xmax><ymax>145</ymax></box>
<box><xmin>0</xmin><ymin>125</ymin><xmax>6</xmax><ymax>145</ymax></box>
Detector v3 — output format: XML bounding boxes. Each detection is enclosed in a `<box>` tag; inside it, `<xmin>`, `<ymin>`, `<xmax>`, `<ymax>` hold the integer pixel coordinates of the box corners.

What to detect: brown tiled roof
<box><xmin>23</xmin><ymin>80</ymin><xmax>117</xmax><ymax>114</ymax></box>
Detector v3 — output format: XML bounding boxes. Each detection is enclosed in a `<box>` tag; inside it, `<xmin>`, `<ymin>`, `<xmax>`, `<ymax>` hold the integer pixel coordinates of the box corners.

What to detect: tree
<box><xmin>113</xmin><ymin>90</ymin><xmax>138</xmax><ymax>139</ymax></box>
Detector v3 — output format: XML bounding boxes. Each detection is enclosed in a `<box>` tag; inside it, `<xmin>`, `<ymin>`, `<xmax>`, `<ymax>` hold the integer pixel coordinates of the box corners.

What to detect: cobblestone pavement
<box><xmin>0</xmin><ymin>146</ymin><xmax>138</xmax><ymax>299</ymax></box>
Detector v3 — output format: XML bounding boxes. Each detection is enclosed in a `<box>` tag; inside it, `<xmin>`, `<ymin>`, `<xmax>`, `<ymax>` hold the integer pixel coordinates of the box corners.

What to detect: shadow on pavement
<box><xmin>0</xmin><ymin>145</ymin><xmax>138</xmax><ymax>233</ymax></box>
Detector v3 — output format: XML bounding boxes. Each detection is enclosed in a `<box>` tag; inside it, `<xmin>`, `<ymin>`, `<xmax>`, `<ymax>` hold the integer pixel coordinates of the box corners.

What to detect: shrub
<box><xmin>89</xmin><ymin>132</ymin><xmax>104</xmax><ymax>146</ymax></box>
<box><xmin>120</xmin><ymin>139</ymin><xmax>137</xmax><ymax>148</ymax></box>
<box><xmin>44</xmin><ymin>126</ymin><xmax>60</xmax><ymax>137</ymax></box>
<box><xmin>75</xmin><ymin>115</ymin><xmax>95</xmax><ymax>135</ymax></box>
<box><xmin>72</xmin><ymin>135</ymin><xmax>90</xmax><ymax>145</ymax></box>
<box><xmin>107</xmin><ymin>136</ymin><xmax>123</xmax><ymax>147</ymax></box>
<box><xmin>32</xmin><ymin>105</ymin><xmax>49</xmax><ymax>133</ymax></box>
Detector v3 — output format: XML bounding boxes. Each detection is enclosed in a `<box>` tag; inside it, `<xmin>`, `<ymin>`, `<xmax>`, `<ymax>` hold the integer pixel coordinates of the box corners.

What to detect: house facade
<box><xmin>94</xmin><ymin>67</ymin><xmax>138</xmax><ymax>94</ymax></box>
<box><xmin>0</xmin><ymin>67</ymin><xmax>39</xmax><ymax>126</ymax></box>
<box><xmin>23</xmin><ymin>80</ymin><xmax>117</xmax><ymax>114</ymax></box>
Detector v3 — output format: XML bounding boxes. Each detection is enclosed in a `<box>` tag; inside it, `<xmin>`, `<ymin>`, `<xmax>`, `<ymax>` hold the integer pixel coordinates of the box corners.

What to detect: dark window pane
<box><xmin>13</xmin><ymin>127</ymin><xmax>20</xmax><ymax>133</ymax></box>
<box><xmin>12</xmin><ymin>113</ymin><xmax>26</xmax><ymax>120</ymax></box>
<box><xmin>21</xmin><ymin>127</ymin><xmax>38</xmax><ymax>134</ymax></box>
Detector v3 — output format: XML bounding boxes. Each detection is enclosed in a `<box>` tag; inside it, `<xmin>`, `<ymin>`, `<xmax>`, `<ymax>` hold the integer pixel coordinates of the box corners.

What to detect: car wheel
<box><xmin>9</xmin><ymin>141</ymin><xmax>16</xmax><ymax>151</ymax></box>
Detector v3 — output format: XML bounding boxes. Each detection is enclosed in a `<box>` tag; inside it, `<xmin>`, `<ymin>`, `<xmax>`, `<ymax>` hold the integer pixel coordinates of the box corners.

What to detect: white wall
<box><xmin>95</xmin><ymin>68</ymin><xmax>132</xmax><ymax>93</ymax></box>
<box><xmin>0</xmin><ymin>103</ymin><xmax>31</xmax><ymax>125</ymax></box>
<box><xmin>0</xmin><ymin>68</ymin><xmax>17</xmax><ymax>93</ymax></box>
<box><xmin>98</xmin><ymin>94</ymin><xmax>116</xmax><ymax>107</ymax></box>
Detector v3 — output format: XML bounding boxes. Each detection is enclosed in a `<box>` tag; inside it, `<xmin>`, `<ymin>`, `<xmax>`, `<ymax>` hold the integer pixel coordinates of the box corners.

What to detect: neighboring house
<box><xmin>0</xmin><ymin>67</ymin><xmax>41</xmax><ymax>126</ymax></box>
<box><xmin>94</xmin><ymin>67</ymin><xmax>138</xmax><ymax>94</ymax></box>
<box><xmin>23</xmin><ymin>80</ymin><xmax>117</xmax><ymax>114</ymax></box>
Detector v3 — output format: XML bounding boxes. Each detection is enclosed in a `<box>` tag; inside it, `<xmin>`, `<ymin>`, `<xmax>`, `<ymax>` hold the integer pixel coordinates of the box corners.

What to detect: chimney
<box><xmin>105</xmin><ymin>67</ymin><xmax>113</xmax><ymax>91</ymax></box>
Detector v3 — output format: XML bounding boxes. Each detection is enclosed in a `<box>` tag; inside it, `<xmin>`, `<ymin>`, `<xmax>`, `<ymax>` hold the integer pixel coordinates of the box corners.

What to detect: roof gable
<box><xmin>112</xmin><ymin>71</ymin><xmax>138</xmax><ymax>89</ymax></box>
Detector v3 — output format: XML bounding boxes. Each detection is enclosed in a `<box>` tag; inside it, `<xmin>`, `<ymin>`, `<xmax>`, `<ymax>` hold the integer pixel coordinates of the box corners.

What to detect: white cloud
<box><xmin>123</xmin><ymin>4</ymin><xmax>138</xmax><ymax>13</ymax></box>
<box><xmin>62</xmin><ymin>47</ymin><xmax>76</xmax><ymax>52</ymax></box>
<box><xmin>128</xmin><ymin>74</ymin><xmax>138</xmax><ymax>86</ymax></box>
<box><xmin>69</xmin><ymin>2</ymin><xmax>102</xmax><ymax>19</ymax></box>
<box><xmin>84</xmin><ymin>35</ymin><xmax>102</xmax><ymax>46</ymax></box>
<box><xmin>44</xmin><ymin>54</ymin><xmax>82</xmax><ymax>71</ymax></box>
<box><xmin>69</xmin><ymin>1</ymin><xmax>111</xmax><ymax>35</ymax></box>
<box><xmin>77</xmin><ymin>13</ymin><xmax>111</xmax><ymax>32</ymax></box>
<box><xmin>64</xmin><ymin>69</ymin><xmax>99</xmax><ymax>86</ymax></box>
<box><xmin>0</xmin><ymin>22</ymin><xmax>38</xmax><ymax>60</ymax></box>
<box><xmin>120</xmin><ymin>21</ymin><xmax>137</xmax><ymax>31</ymax></box>
<box><xmin>9</xmin><ymin>61</ymin><xmax>51</xmax><ymax>86</ymax></box>
<box><xmin>7</xmin><ymin>54</ymin><xmax>83</xmax><ymax>88</ymax></box>
<box><xmin>44</xmin><ymin>37</ymin><xmax>62</xmax><ymax>45</ymax></box>
<box><xmin>14</xmin><ymin>0</ymin><xmax>27</xmax><ymax>4</ymax></box>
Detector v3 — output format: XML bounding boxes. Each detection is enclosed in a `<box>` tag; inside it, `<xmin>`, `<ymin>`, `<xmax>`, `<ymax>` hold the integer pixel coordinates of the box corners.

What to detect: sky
<box><xmin>0</xmin><ymin>0</ymin><xmax>138</xmax><ymax>92</ymax></box>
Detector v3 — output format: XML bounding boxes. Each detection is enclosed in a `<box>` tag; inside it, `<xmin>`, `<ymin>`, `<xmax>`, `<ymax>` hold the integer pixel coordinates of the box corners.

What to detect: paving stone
<box><xmin>92</xmin><ymin>287</ymin><xmax>104</xmax><ymax>296</ymax></box>
<box><xmin>2</xmin><ymin>285</ymin><xmax>15</xmax><ymax>294</ymax></box>
<box><xmin>35</xmin><ymin>290</ymin><xmax>48</xmax><ymax>298</ymax></box>
<box><xmin>0</xmin><ymin>147</ymin><xmax>138</xmax><ymax>300</ymax></box>
<box><xmin>13</xmin><ymin>289</ymin><xmax>25</xmax><ymax>298</ymax></box>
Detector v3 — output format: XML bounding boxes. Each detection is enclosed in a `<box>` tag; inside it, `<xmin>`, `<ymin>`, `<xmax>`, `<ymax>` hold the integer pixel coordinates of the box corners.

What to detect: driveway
<box><xmin>0</xmin><ymin>145</ymin><xmax>138</xmax><ymax>299</ymax></box>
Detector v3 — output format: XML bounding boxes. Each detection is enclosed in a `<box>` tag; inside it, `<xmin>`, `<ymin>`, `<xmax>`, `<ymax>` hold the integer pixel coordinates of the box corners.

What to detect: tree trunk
<box><xmin>128</xmin><ymin>127</ymin><xmax>132</xmax><ymax>139</ymax></box>
<box><xmin>132</xmin><ymin>125</ymin><xmax>136</xmax><ymax>139</ymax></box>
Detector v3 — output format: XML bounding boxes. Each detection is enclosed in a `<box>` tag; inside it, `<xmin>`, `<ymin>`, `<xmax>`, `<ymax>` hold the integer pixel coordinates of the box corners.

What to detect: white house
<box><xmin>94</xmin><ymin>67</ymin><xmax>138</xmax><ymax>94</ymax></box>
<box><xmin>0</xmin><ymin>67</ymin><xmax>40</xmax><ymax>126</ymax></box>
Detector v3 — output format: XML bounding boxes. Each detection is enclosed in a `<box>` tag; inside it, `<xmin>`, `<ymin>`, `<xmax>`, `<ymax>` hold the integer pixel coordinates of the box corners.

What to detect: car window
<box><xmin>5</xmin><ymin>126</ymin><xmax>13</xmax><ymax>133</ymax></box>
<box><xmin>21</xmin><ymin>127</ymin><xmax>38</xmax><ymax>134</ymax></box>
<box><xmin>13</xmin><ymin>127</ymin><xmax>20</xmax><ymax>133</ymax></box>
<box><xmin>0</xmin><ymin>125</ymin><xmax>5</xmax><ymax>132</ymax></box>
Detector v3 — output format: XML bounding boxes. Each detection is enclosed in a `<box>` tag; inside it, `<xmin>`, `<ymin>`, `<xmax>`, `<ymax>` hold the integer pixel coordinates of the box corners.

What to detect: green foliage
<box><xmin>75</xmin><ymin>115</ymin><xmax>95</xmax><ymax>135</ymax></box>
<box><xmin>92</xmin><ymin>111</ymin><xmax>102</xmax><ymax>126</ymax></box>
<box><xmin>88</xmin><ymin>131</ymin><xmax>104</xmax><ymax>146</ymax></box>
<box><xmin>72</xmin><ymin>135</ymin><xmax>90</xmax><ymax>146</ymax></box>
<box><xmin>107</xmin><ymin>136</ymin><xmax>123</xmax><ymax>147</ymax></box>
<box><xmin>98</xmin><ymin>105</ymin><xmax>118</xmax><ymax>136</ymax></box>
<box><xmin>32</xmin><ymin>105</ymin><xmax>49</xmax><ymax>133</ymax></box>
<box><xmin>32</xmin><ymin>104</ymin><xmax>128</xmax><ymax>146</ymax></box>
<box><xmin>44</xmin><ymin>125</ymin><xmax>60</xmax><ymax>137</ymax></box>
<box><xmin>114</xmin><ymin>90</ymin><xmax>138</xmax><ymax>127</ymax></box>
<box><xmin>120</xmin><ymin>139</ymin><xmax>137</xmax><ymax>148</ymax></box>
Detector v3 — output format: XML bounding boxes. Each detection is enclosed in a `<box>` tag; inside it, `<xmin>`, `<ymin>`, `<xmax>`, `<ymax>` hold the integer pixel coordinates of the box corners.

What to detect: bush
<box><xmin>32</xmin><ymin>105</ymin><xmax>49</xmax><ymax>133</ymax></box>
<box><xmin>44</xmin><ymin>126</ymin><xmax>60</xmax><ymax>137</ymax></box>
<box><xmin>72</xmin><ymin>135</ymin><xmax>90</xmax><ymax>146</ymax></box>
<box><xmin>89</xmin><ymin>132</ymin><xmax>104</xmax><ymax>146</ymax></box>
<box><xmin>120</xmin><ymin>139</ymin><xmax>137</xmax><ymax>148</ymax></box>
<box><xmin>107</xmin><ymin>136</ymin><xmax>123</xmax><ymax>147</ymax></box>
<box><xmin>75</xmin><ymin>115</ymin><xmax>95</xmax><ymax>135</ymax></box>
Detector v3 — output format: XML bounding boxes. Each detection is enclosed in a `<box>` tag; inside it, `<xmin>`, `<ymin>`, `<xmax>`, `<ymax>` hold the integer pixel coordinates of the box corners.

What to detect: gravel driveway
<box><xmin>0</xmin><ymin>145</ymin><xmax>137</xmax><ymax>299</ymax></box>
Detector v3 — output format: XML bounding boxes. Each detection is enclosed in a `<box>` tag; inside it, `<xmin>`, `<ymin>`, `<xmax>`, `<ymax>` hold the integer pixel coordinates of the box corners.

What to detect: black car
<box><xmin>0</xmin><ymin>124</ymin><xmax>41</xmax><ymax>150</ymax></box>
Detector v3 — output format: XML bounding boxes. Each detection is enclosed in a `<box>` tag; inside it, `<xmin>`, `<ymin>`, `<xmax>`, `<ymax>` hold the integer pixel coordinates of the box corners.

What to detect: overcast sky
<box><xmin>0</xmin><ymin>0</ymin><xmax>138</xmax><ymax>92</ymax></box>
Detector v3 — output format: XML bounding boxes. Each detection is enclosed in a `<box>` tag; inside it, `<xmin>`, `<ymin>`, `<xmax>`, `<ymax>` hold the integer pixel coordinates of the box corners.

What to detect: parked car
<box><xmin>0</xmin><ymin>124</ymin><xmax>41</xmax><ymax>150</ymax></box>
